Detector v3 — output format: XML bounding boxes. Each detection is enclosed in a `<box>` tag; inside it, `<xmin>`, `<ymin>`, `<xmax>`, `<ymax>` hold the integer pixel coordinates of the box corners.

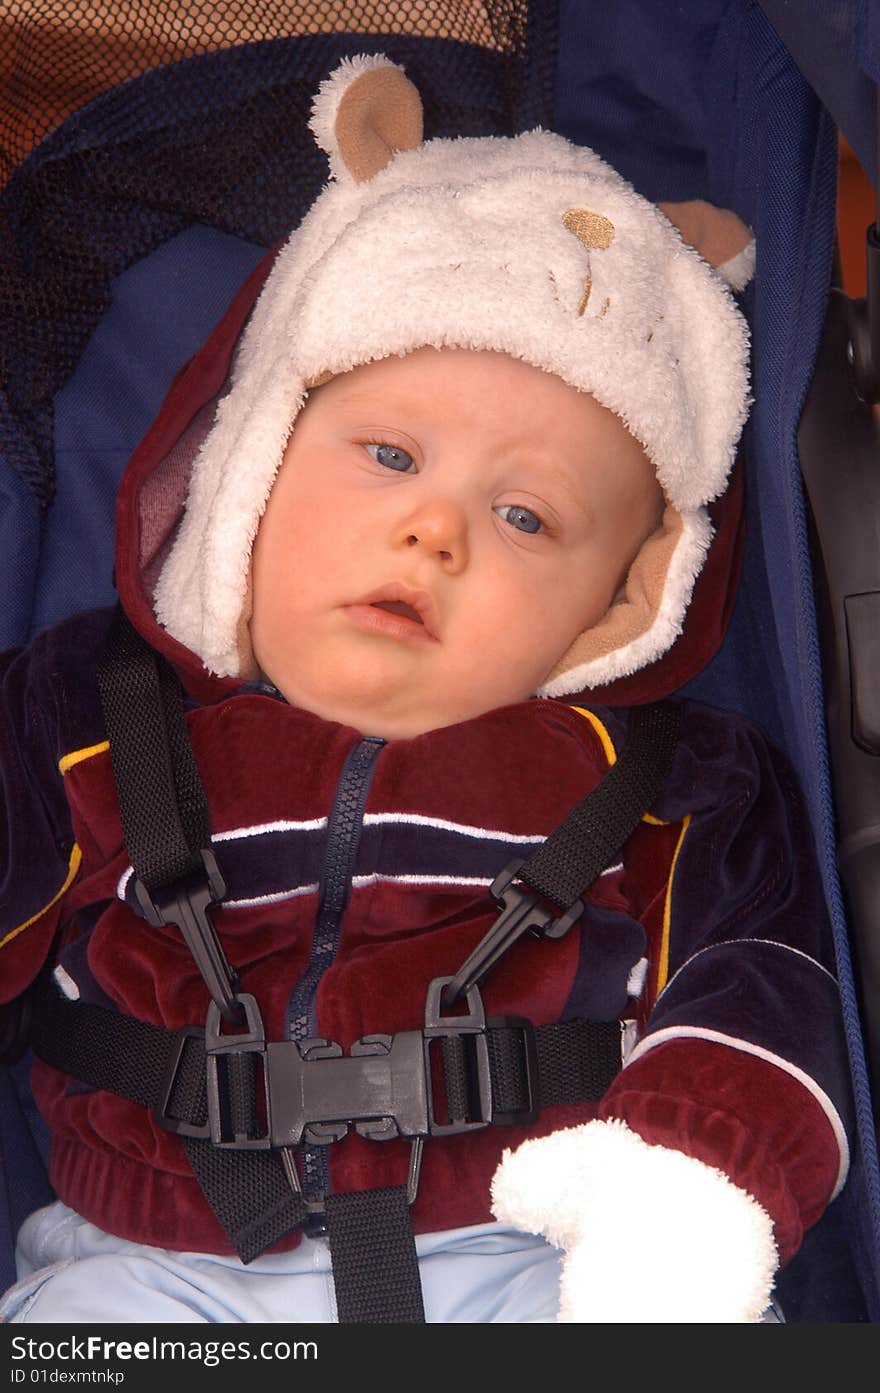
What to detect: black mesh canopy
<box><xmin>0</xmin><ymin>1</ymin><xmax>556</xmax><ymax>514</ymax></box>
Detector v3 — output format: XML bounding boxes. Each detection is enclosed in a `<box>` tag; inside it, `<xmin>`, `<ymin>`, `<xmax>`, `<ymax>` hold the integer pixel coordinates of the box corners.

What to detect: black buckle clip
<box><xmin>155</xmin><ymin>1024</ymin><xmax>212</xmax><ymax>1139</ymax></box>
<box><xmin>158</xmin><ymin>993</ymin><xmax>436</xmax><ymax>1153</ymax></box>
<box><xmin>156</xmin><ymin>976</ymin><xmax>502</xmax><ymax>1158</ymax></box>
<box><xmin>445</xmin><ymin>860</ymin><xmax>583</xmax><ymax>1006</ymax></box>
<box><xmin>196</xmin><ymin>982</ymin><xmax>497</xmax><ymax>1151</ymax></box>
<box><xmin>134</xmin><ymin>849</ymin><xmax>242</xmax><ymax>1025</ymax></box>
<box><xmin>154</xmin><ymin>994</ymin><xmax>270</xmax><ymax>1146</ymax></box>
<box><xmin>280</xmin><ymin>1136</ymin><xmax>425</xmax><ymax>1214</ymax></box>
<box><xmin>266</xmin><ymin>1028</ymin><xmax>430</xmax><ymax>1148</ymax></box>
<box><xmin>205</xmin><ymin>992</ymin><xmax>272</xmax><ymax>1148</ymax></box>
<box><xmin>423</xmin><ymin>976</ymin><xmax>493</xmax><ymax>1136</ymax></box>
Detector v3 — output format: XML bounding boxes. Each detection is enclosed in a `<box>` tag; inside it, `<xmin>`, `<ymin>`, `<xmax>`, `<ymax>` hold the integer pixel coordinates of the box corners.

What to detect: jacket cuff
<box><xmin>599</xmin><ymin>1037</ymin><xmax>845</xmax><ymax>1262</ymax></box>
<box><xmin>491</xmin><ymin>1118</ymin><xmax>777</xmax><ymax>1322</ymax></box>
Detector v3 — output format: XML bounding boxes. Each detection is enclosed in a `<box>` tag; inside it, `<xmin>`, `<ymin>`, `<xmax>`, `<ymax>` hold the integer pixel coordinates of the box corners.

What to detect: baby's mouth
<box><xmin>370</xmin><ymin>600</ymin><xmax>424</xmax><ymax>625</ymax></box>
<box><xmin>343</xmin><ymin>587</ymin><xmax>439</xmax><ymax>643</ymax></box>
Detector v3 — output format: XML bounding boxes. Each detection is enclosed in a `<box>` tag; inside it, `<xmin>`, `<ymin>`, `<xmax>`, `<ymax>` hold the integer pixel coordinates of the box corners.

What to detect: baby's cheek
<box><xmin>248</xmin><ymin>597</ymin><xmax>297</xmax><ymax>689</ymax></box>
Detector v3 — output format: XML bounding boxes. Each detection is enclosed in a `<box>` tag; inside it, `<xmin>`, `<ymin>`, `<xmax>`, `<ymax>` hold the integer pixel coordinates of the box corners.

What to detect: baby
<box><xmin>0</xmin><ymin>56</ymin><xmax>853</xmax><ymax>1324</ymax></box>
<box><xmin>248</xmin><ymin>346</ymin><xmax>662</xmax><ymax>741</ymax></box>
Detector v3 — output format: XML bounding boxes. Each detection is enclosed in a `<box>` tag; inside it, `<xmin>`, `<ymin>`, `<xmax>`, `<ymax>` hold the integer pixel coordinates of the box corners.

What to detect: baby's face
<box><xmin>249</xmin><ymin>348</ymin><xmax>661</xmax><ymax>739</ymax></box>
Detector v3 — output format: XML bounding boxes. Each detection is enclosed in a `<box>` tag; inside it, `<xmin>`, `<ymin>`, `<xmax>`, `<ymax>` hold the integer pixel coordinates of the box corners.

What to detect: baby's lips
<box><xmin>353</xmin><ymin>582</ymin><xmax>440</xmax><ymax>639</ymax></box>
<box><xmin>371</xmin><ymin>598</ymin><xmax>426</xmax><ymax>625</ymax></box>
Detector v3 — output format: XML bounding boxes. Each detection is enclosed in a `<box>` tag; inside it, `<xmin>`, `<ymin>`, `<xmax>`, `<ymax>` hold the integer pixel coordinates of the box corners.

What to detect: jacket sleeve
<box><xmin>596</xmin><ymin>704</ymin><xmax>853</xmax><ymax>1266</ymax></box>
<box><xmin>0</xmin><ymin>625</ymin><xmax>81</xmax><ymax>1003</ymax></box>
<box><xmin>491</xmin><ymin>704</ymin><xmax>854</xmax><ymax>1320</ymax></box>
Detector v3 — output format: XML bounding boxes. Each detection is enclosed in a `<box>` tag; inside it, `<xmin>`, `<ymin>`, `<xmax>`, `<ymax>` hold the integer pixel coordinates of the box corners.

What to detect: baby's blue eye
<box><xmin>365</xmin><ymin>443</ymin><xmax>415</xmax><ymax>472</ymax></box>
<box><xmin>495</xmin><ymin>504</ymin><xmax>542</xmax><ymax>534</ymax></box>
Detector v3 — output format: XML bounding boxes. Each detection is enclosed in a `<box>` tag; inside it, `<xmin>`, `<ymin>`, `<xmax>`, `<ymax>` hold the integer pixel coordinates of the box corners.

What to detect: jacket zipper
<box><xmin>285</xmin><ymin>735</ymin><xmax>385</xmax><ymax>1218</ymax></box>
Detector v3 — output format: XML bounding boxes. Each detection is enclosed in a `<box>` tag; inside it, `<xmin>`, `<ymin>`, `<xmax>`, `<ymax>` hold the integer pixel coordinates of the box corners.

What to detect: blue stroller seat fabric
<box><xmin>1</xmin><ymin>0</ymin><xmax>879</xmax><ymax>1322</ymax></box>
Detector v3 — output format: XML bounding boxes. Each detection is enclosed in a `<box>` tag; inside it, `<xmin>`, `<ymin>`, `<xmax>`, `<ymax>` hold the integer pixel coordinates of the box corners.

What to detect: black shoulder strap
<box><xmin>97</xmin><ymin>605</ymin><xmax>239</xmax><ymax>1021</ymax></box>
<box><xmin>523</xmin><ymin>701</ymin><xmax>680</xmax><ymax>907</ymax></box>
<box><xmin>446</xmin><ymin>699</ymin><xmax>681</xmax><ymax>1002</ymax></box>
<box><xmin>97</xmin><ymin>604</ymin><xmax>211</xmax><ymax>895</ymax></box>
<box><xmin>92</xmin><ymin>607</ymin><xmax>681</xmax><ymax>1323</ymax></box>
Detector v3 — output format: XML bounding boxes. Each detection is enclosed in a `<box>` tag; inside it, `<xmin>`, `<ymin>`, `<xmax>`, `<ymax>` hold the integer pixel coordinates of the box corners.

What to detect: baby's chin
<box><xmin>278</xmin><ymin>693</ymin><xmax>494</xmax><ymax>742</ymax></box>
<box><xmin>258</xmin><ymin>669</ymin><xmax>537</xmax><ymax>741</ymax></box>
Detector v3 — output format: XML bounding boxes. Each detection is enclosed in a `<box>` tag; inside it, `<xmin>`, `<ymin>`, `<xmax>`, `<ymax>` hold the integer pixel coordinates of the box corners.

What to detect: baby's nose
<box><xmin>396</xmin><ymin>498</ymin><xmax>469</xmax><ymax>571</ymax></box>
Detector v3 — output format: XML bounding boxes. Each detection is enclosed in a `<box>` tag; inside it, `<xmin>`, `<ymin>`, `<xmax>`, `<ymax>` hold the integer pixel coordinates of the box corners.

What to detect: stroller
<box><xmin>1</xmin><ymin>0</ymin><xmax>879</xmax><ymax>1322</ymax></box>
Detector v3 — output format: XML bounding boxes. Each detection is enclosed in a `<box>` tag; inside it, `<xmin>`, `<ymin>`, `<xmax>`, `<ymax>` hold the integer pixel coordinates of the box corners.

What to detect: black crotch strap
<box><xmin>325</xmin><ymin>1189</ymin><xmax>424</xmax><ymax>1323</ymax></box>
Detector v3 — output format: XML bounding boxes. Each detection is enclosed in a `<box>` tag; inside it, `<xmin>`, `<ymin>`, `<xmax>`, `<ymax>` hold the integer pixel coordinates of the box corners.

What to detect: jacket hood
<box><xmin>131</xmin><ymin>57</ymin><xmax>751</xmax><ymax>702</ymax></box>
<box><xmin>114</xmin><ymin>240</ymin><xmax>745</xmax><ymax>710</ymax></box>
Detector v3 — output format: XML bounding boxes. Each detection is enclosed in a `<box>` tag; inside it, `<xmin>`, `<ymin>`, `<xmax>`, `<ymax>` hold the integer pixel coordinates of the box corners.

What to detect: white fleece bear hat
<box><xmin>155</xmin><ymin>54</ymin><xmax>753</xmax><ymax>692</ymax></box>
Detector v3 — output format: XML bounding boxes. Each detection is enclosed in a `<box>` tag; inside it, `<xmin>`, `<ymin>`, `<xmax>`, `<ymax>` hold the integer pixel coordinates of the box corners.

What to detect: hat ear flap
<box><xmin>309</xmin><ymin>55</ymin><xmax>424</xmax><ymax>184</ymax></box>
<box><xmin>659</xmin><ymin>199</ymin><xmax>755</xmax><ymax>291</ymax></box>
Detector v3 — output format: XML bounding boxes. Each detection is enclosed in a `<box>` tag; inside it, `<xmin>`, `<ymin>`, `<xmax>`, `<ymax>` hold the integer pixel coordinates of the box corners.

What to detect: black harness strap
<box><xmin>445</xmin><ymin>699</ymin><xmax>681</xmax><ymax>1003</ymax></box>
<box><xmin>325</xmin><ymin>1188</ymin><xmax>425</xmax><ymax>1323</ymax></box>
<box><xmin>97</xmin><ymin>607</ymin><xmax>240</xmax><ymax>1023</ymax></box>
<box><xmin>181</xmin><ymin>1140</ymin><xmax>309</xmax><ymax>1267</ymax></box>
<box><xmin>517</xmin><ymin>701</ymin><xmax>682</xmax><ymax>909</ymax></box>
<box><xmin>487</xmin><ymin>1019</ymin><xmax>624</xmax><ymax>1112</ymax></box>
<box><xmin>97</xmin><ymin>605</ymin><xmax>210</xmax><ymax>893</ymax></box>
<box><xmin>30</xmin><ymin>985</ymin><xmax>623</xmax><ymax>1126</ymax></box>
<box><xmin>82</xmin><ymin>607</ymin><xmax>681</xmax><ymax>1322</ymax></box>
<box><xmin>26</xmin><ymin>981</ymin><xmax>309</xmax><ymax>1263</ymax></box>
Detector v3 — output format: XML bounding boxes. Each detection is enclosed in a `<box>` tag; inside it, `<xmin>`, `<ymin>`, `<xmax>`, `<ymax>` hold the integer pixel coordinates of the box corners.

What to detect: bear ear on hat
<box><xmin>659</xmin><ymin>198</ymin><xmax>756</xmax><ymax>292</ymax></box>
<box><xmin>309</xmin><ymin>54</ymin><xmax>424</xmax><ymax>183</ymax></box>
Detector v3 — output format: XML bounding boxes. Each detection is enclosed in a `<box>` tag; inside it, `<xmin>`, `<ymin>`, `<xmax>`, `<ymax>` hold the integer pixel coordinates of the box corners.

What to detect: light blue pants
<box><xmin>0</xmin><ymin>1203</ymin><xmax>563</xmax><ymax>1324</ymax></box>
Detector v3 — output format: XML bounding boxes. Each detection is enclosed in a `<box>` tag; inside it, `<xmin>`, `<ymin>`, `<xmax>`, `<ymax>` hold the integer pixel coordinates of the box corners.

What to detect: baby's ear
<box><xmin>659</xmin><ymin>199</ymin><xmax>755</xmax><ymax>291</ymax></box>
<box><xmin>310</xmin><ymin>54</ymin><xmax>423</xmax><ymax>184</ymax></box>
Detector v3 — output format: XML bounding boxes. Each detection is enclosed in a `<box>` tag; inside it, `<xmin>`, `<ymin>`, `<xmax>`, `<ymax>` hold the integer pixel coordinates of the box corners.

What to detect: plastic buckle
<box><xmin>159</xmin><ymin>994</ymin><xmax>436</xmax><ymax>1152</ymax></box>
<box><xmin>423</xmin><ymin>976</ymin><xmax>493</xmax><ymax>1136</ymax></box>
<box><xmin>266</xmin><ymin>1028</ymin><xmax>429</xmax><ymax>1147</ymax></box>
<box><xmin>490</xmin><ymin>861</ymin><xmax>584</xmax><ymax>943</ymax></box>
<box><xmin>270</xmin><ymin>1030</ymin><xmax>430</xmax><ymax>1221</ymax></box>
<box><xmin>279</xmin><ymin>1133</ymin><xmax>426</xmax><ymax>1219</ymax></box>
<box><xmin>134</xmin><ymin>849</ymin><xmax>242</xmax><ymax>1025</ymax></box>
<box><xmin>204</xmin><ymin>992</ymin><xmax>272</xmax><ymax>1149</ymax></box>
<box><xmin>154</xmin><ymin>1025</ymin><xmax>212</xmax><ymax>1139</ymax></box>
<box><xmin>444</xmin><ymin>860</ymin><xmax>584</xmax><ymax>1005</ymax></box>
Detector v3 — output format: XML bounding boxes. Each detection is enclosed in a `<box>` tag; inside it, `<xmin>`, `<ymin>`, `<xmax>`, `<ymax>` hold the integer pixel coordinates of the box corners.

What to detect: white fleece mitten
<box><xmin>491</xmin><ymin>1119</ymin><xmax>778</xmax><ymax>1322</ymax></box>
